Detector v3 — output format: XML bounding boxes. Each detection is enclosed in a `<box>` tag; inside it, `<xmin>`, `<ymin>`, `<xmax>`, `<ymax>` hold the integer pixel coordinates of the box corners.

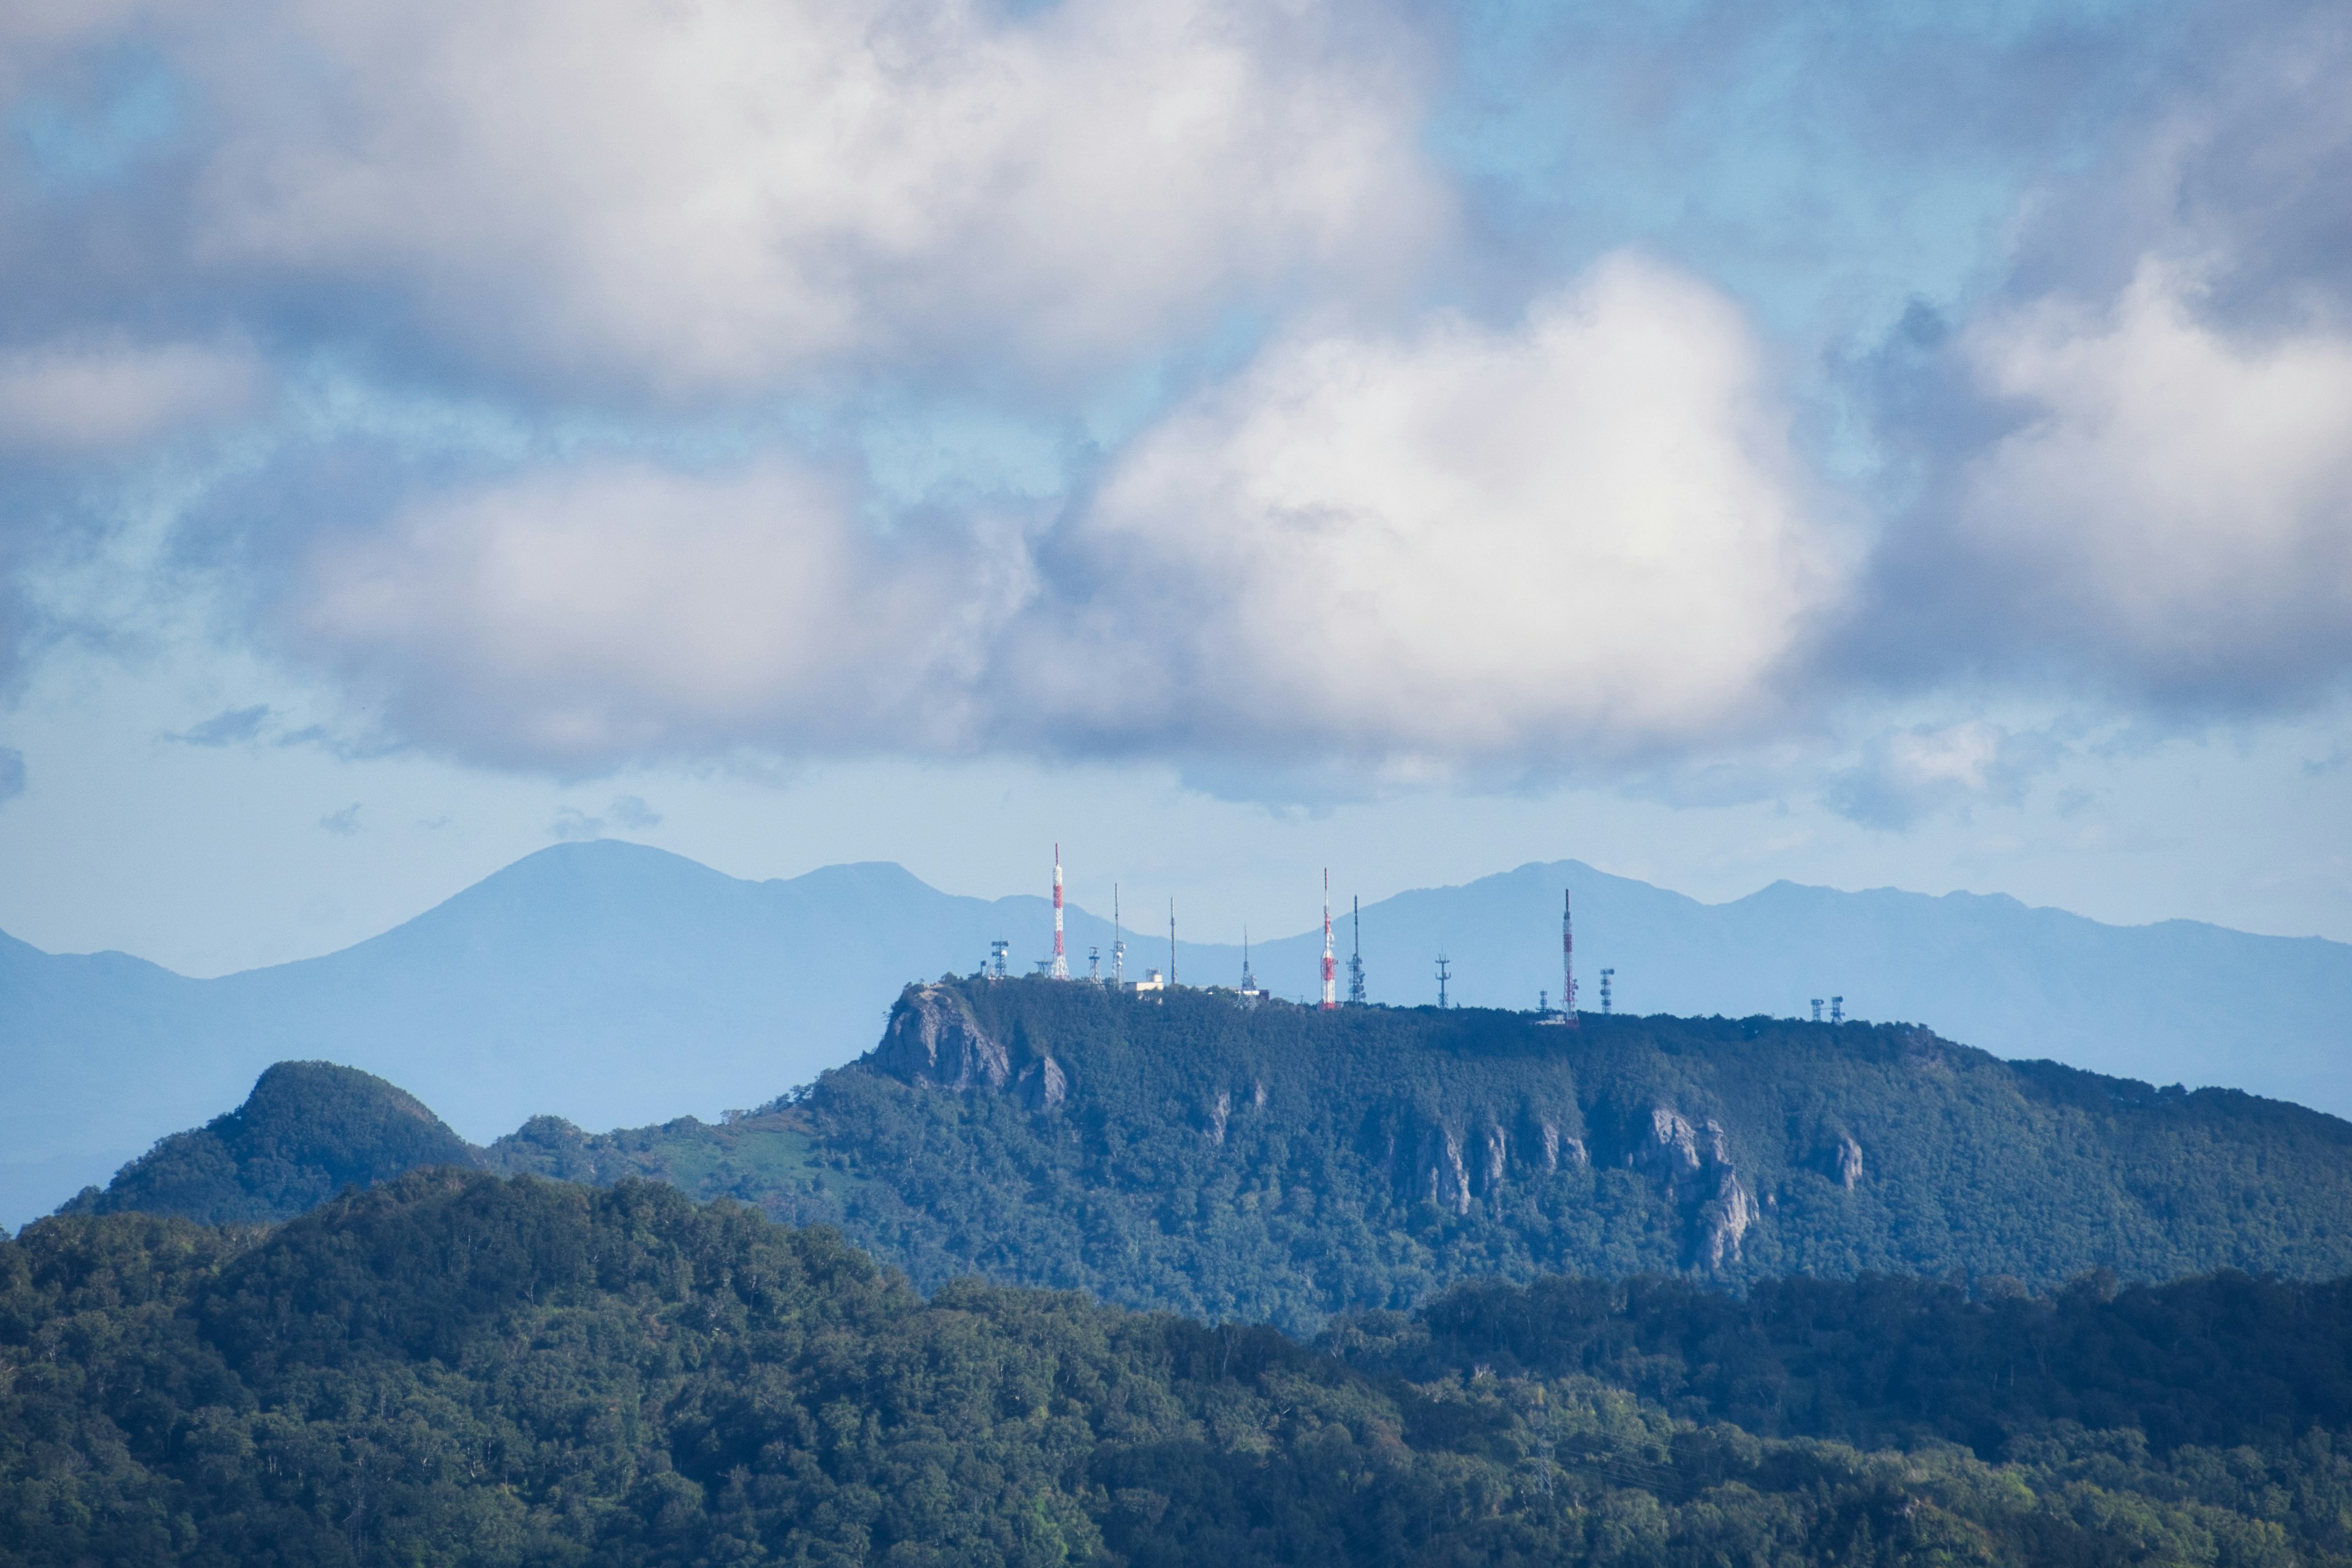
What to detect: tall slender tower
<box><xmin>1348</xmin><ymin>895</ymin><xmax>1366</xmax><ymax>1006</ymax></box>
<box><xmin>1321</xmin><ymin>870</ymin><xmax>1337</xmax><ymax>1009</ymax></box>
<box><xmin>1112</xmin><ymin>885</ymin><xmax>1125</xmax><ymax>986</ymax></box>
<box><xmin>1561</xmin><ymin>889</ymin><xmax>1579</xmax><ymax>1028</ymax></box>
<box><xmin>1169</xmin><ymin>899</ymin><xmax>1177</xmax><ymax>987</ymax></box>
<box><xmin>1049</xmin><ymin>844</ymin><xmax>1069</xmax><ymax>980</ymax></box>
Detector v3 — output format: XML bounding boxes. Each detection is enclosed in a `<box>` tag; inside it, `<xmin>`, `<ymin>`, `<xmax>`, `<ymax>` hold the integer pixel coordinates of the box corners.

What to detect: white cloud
<box><xmin>0</xmin><ymin>338</ymin><xmax>262</xmax><ymax>455</ymax></box>
<box><xmin>287</xmin><ymin>458</ymin><xmax>1033</xmax><ymax>768</ymax></box>
<box><xmin>1012</xmin><ymin>254</ymin><xmax>1853</xmax><ymax>772</ymax></box>
<box><xmin>179</xmin><ymin>0</ymin><xmax>1442</xmax><ymax>396</ymax></box>
<box><xmin>1825</xmin><ymin>720</ymin><xmax>2062</xmax><ymax>829</ymax></box>
<box><xmin>1949</xmin><ymin>260</ymin><xmax>2352</xmax><ymax>702</ymax></box>
<box><xmin>268</xmin><ymin>257</ymin><xmax>1849</xmax><ymax>782</ymax></box>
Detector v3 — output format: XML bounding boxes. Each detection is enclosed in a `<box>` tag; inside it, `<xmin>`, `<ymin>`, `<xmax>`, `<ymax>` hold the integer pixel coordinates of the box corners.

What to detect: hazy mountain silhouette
<box><xmin>6</xmin><ymin>840</ymin><xmax>2348</xmax><ymax>1227</ymax></box>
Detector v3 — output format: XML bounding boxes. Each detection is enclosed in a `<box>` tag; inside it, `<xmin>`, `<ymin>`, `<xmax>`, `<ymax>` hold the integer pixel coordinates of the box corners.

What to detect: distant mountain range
<box><xmin>7</xmin><ymin>839</ymin><xmax>2350</xmax><ymax>1229</ymax></box>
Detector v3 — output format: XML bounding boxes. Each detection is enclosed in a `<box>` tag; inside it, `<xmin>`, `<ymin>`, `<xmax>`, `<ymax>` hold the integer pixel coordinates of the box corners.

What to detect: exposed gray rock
<box><xmin>1837</xmin><ymin>1133</ymin><xmax>1864</xmax><ymax>1189</ymax></box>
<box><xmin>1702</xmin><ymin>1170</ymin><xmax>1760</xmax><ymax>1268</ymax></box>
<box><xmin>1414</xmin><ymin>1124</ymin><xmax>1472</xmax><ymax>1215</ymax></box>
<box><xmin>1020</xmin><ymin>1055</ymin><xmax>1068</xmax><ymax>1110</ymax></box>
<box><xmin>1480</xmin><ymin>1124</ymin><xmax>1509</xmax><ymax>1192</ymax></box>
<box><xmin>874</xmin><ymin>985</ymin><xmax>1011</xmax><ymax>1091</ymax></box>
<box><xmin>1640</xmin><ymin>1107</ymin><xmax>1703</xmax><ymax>1174</ymax></box>
<box><xmin>1206</xmin><ymin>1089</ymin><xmax>1231</xmax><ymax>1146</ymax></box>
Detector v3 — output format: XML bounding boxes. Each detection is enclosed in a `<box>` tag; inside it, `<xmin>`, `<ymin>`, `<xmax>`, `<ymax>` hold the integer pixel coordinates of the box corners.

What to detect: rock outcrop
<box><xmin>1837</xmin><ymin>1134</ymin><xmax>1864</xmax><ymax>1189</ymax></box>
<box><xmin>1702</xmin><ymin>1170</ymin><xmax>1761</xmax><ymax>1268</ymax></box>
<box><xmin>1627</xmin><ymin>1102</ymin><xmax>1762</xmax><ymax>1272</ymax></box>
<box><xmin>873</xmin><ymin>985</ymin><xmax>1012</xmax><ymax>1092</ymax></box>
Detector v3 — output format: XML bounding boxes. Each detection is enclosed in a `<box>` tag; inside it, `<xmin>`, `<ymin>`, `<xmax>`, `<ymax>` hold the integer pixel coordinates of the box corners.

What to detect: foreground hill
<box><xmin>10</xmin><ymin>840</ymin><xmax>2352</xmax><ymax>1230</ymax></box>
<box><xmin>11</xmin><ymin>1171</ymin><xmax>2352</xmax><ymax>1566</ymax></box>
<box><xmin>489</xmin><ymin>979</ymin><xmax>2352</xmax><ymax>1330</ymax></box>
<box><xmin>57</xmin><ymin>1061</ymin><xmax>479</xmax><ymax>1225</ymax></box>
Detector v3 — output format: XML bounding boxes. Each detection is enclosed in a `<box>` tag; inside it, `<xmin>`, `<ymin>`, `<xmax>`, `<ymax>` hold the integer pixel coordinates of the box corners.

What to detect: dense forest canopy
<box><xmin>481</xmin><ymin>979</ymin><xmax>2352</xmax><ymax>1330</ymax></box>
<box><xmin>57</xmin><ymin>1060</ymin><xmax>481</xmax><ymax>1226</ymax></box>
<box><xmin>12</xmin><ymin>1171</ymin><xmax>2352</xmax><ymax>1566</ymax></box>
<box><xmin>69</xmin><ymin>980</ymin><xmax>2352</xmax><ymax>1337</ymax></box>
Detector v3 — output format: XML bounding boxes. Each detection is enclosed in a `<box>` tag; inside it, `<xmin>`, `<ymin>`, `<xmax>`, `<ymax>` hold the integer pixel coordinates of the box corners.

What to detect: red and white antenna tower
<box><xmin>1321</xmin><ymin>869</ymin><xmax>1337</xmax><ymax>1010</ymax></box>
<box><xmin>1050</xmin><ymin>844</ymin><xmax>1069</xmax><ymax>980</ymax></box>
<box><xmin>1561</xmin><ymin>888</ymin><xmax>1579</xmax><ymax>1027</ymax></box>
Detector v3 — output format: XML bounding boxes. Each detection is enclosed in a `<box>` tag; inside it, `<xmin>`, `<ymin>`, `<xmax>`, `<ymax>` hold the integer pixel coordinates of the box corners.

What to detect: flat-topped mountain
<box><xmin>494</xmin><ymin>978</ymin><xmax>2352</xmax><ymax>1330</ymax></box>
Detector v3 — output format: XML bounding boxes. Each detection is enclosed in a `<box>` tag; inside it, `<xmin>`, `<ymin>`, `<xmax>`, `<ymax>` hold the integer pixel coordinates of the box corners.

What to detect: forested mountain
<box><xmin>487</xmin><ymin>979</ymin><xmax>2352</xmax><ymax>1330</ymax></box>
<box><xmin>58</xmin><ymin>1062</ymin><xmax>479</xmax><ymax>1225</ymax></box>
<box><xmin>12</xmin><ymin>1170</ymin><xmax>2352</xmax><ymax>1567</ymax></box>
<box><xmin>11</xmin><ymin>839</ymin><xmax>2352</xmax><ymax>1232</ymax></box>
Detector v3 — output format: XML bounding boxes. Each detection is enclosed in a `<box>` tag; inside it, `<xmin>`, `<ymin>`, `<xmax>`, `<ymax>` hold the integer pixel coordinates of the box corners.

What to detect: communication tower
<box><xmin>1436</xmin><ymin>954</ymin><xmax>1451</xmax><ymax>1010</ymax></box>
<box><xmin>1112</xmin><ymin>885</ymin><xmax>1125</xmax><ymax>987</ymax></box>
<box><xmin>1241</xmin><ymin>928</ymin><xmax>1259</xmax><ymax>995</ymax></box>
<box><xmin>1809</xmin><ymin>998</ymin><xmax>1824</xmax><ymax>1023</ymax></box>
<box><xmin>1049</xmin><ymin>843</ymin><xmax>1069</xmax><ymax>980</ymax></box>
<box><xmin>1169</xmin><ymin>898</ymin><xmax>1177</xmax><ymax>989</ymax></box>
<box><xmin>990</xmin><ymin>940</ymin><xmax>1010</xmax><ymax>979</ymax></box>
<box><xmin>1347</xmin><ymin>895</ymin><xmax>1366</xmax><ymax>1005</ymax></box>
<box><xmin>1088</xmin><ymin>946</ymin><xmax>1101</xmax><ymax>981</ymax></box>
<box><xmin>1830</xmin><ymin>996</ymin><xmax>1844</xmax><ymax>1024</ymax></box>
<box><xmin>1321</xmin><ymin>870</ymin><xmax>1337</xmax><ymax>1010</ymax></box>
<box><xmin>1560</xmin><ymin>889</ymin><xmax>1579</xmax><ymax>1027</ymax></box>
<box><xmin>1600</xmin><ymin>968</ymin><xmax>1615</xmax><ymax>1016</ymax></box>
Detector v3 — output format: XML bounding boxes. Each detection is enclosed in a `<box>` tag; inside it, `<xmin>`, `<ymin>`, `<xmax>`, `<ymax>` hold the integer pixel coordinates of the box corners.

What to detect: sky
<box><xmin>0</xmin><ymin>0</ymin><xmax>2347</xmax><ymax>977</ymax></box>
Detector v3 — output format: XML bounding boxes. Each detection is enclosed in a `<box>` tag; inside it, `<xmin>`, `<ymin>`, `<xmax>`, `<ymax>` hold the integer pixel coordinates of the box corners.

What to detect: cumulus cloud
<box><xmin>1011</xmin><ymin>255</ymin><xmax>1853</xmax><ymax>772</ymax></box>
<box><xmin>1853</xmin><ymin>8</ymin><xmax>2352</xmax><ymax>717</ymax></box>
<box><xmin>266</xmin><ymin>256</ymin><xmax>1846</xmax><ymax>780</ymax></box>
<box><xmin>285</xmin><ymin>458</ymin><xmax>1033</xmax><ymax>769</ymax></box>
<box><xmin>1825</xmin><ymin>721</ymin><xmax>2062</xmax><ymax>829</ymax></box>
<box><xmin>0</xmin><ymin>338</ymin><xmax>262</xmax><ymax>456</ymax></box>
<box><xmin>165</xmin><ymin>0</ymin><xmax>1442</xmax><ymax>396</ymax></box>
<box><xmin>1950</xmin><ymin>265</ymin><xmax>2352</xmax><ymax>701</ymax></box>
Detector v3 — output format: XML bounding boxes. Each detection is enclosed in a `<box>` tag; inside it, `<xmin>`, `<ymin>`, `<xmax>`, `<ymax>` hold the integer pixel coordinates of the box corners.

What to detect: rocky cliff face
<box><xmin>874</xmin><ymin>984</ymin><xmax>1065</xmax><ymax>1107</ymax></box>
<box><xmin>874</xmin><ymin>985</ymin><xmax>1009</xmax><ymax>1089</ymax></box>
<box><xmin>1621</xmin><ymin>1104</ymin><xmax>1759</xmax><ymax>1269</ymax></box>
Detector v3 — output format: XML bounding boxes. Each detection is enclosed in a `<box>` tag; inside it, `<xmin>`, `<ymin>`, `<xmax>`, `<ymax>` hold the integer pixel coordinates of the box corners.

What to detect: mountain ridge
<box><xmin>8</xmin><ymin>839</ymin><xmax>2351</xmax><ymax>1230</ymax></box>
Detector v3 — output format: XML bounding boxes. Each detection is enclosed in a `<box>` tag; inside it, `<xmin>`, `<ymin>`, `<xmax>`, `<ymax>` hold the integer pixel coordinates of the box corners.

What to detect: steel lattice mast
<box><xmin>1561</xmin><ymin>888</ymin><xmax>1578</xmax><ymax>1027</ymax></box>
<box><xmin>1049</xmin><ymin>844</ymin><xmax>1069</xmax><ymax>980</ymax></box>
<box><xmin>1321</xmin><ymin>869</ymin><xmax>1337</xmax><ymax>1009</ymax></box>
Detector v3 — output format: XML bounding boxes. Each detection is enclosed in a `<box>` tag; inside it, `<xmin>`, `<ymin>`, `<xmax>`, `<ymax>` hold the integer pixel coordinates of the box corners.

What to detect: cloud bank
<box><xmin>272</xmin><ymin>256</ymin><xmax>1846</xmax><ymax>775</ymax></box>
<box><xmin>168</xmin><ymin>0</ymin><xmax>1443</xmax><ymax>396</ymax></box>
<box><xmin>2</xmin><ymin>0</ymin><xmax>2350</xmax><ymax>805</ymax></box>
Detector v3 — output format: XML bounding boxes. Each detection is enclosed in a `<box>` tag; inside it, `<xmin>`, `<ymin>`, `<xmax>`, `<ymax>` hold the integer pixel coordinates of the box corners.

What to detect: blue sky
<box><xmin>0</xmin><ymin>0</ymin><xmax>2347</xmax><ymax>975</ymax></box>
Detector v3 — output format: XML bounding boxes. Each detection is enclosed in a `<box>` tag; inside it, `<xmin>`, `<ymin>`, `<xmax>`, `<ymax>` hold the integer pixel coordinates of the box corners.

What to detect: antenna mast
<box><xmin>1169</xmin><ymin>898</ymin><xmax>1177</xmax><ymax>989</ymax></box>
<box><xmin>1348</xmin><ymin>895</ymin><xmax>1366</xmax><ymax>1005</ymax></box>
<box><xmin>1321</xmin><ymin>869</ymin><xmax>1336</xmax><ymax>1009</ymax></box>
<box><xmin>1561</xmin><ymin>889</ymin><xmax>1578</xmax><ymax>1028</ymax></box>
<box><xmin>1112</xmin><ymin>885</ymin><xmax>1125</xmax><ymax>986</ymax></box>
<box><xmin>1049</xmin><ymin>843</ymin><xmax>1069</xmax><ymax>980</ymax></box>
<box><xmin>1436</xmin><ymin>954</ymin><xmax>1450</xmax><ymax>1010</ymax></box>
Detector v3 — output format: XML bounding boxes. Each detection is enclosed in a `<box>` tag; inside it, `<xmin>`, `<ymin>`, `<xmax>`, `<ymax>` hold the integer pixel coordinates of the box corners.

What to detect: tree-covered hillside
<box><xmin>12</xmin><ymin>1170</ymin><xmax>2352</xmax><ymax>1566</ymax></box>
<box><xmin>59</xmin><ymin>1061</ymin><xmax>480</xmax><ymax>1225</ymax></box>
<box><xmin>494</xmin><ymin>979</ymin><xmax>2352</xmax><ymax>1330</ymax></box>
